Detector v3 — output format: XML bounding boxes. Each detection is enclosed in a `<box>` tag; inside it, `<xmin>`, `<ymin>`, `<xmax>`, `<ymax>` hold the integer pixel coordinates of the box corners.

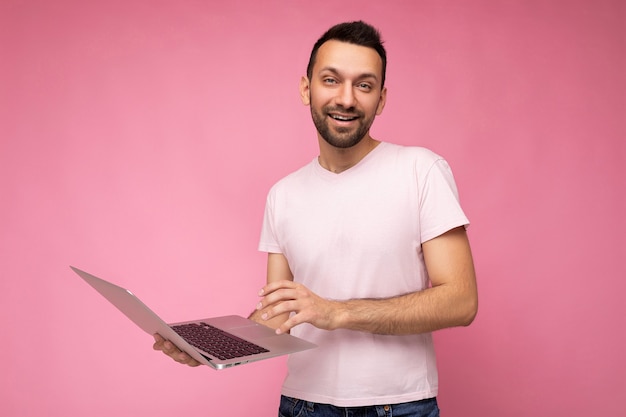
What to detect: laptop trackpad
<box><xmin>230</xmin><ymin>324</ymin><xmax>278</xmax><ymax>339</ymax></box>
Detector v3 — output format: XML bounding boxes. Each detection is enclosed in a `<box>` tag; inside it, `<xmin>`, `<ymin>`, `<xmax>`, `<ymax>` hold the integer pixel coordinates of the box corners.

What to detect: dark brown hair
<box><xmin>306</xmin><ymin>21</ymin><xmax>387</xmax><ymax>87</ymax></box>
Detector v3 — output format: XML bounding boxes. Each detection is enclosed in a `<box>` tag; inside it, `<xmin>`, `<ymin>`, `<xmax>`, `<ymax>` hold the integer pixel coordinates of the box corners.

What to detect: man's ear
<box><xmin>376</xmin><ymin>86</ymin><xmax>387</xmax><ymax>116</ymax></box>
<box><xmin>299</xmin><ymin>76</ymin><xmax>311</xmax><ymax>106</ymax></box>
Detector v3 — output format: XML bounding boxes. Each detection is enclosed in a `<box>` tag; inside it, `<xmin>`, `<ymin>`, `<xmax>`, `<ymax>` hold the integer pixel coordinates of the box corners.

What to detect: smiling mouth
<box><xmin>330</xmin><ymin>114</ymin><xmax>358</xmax><ymax>122</ymax></box>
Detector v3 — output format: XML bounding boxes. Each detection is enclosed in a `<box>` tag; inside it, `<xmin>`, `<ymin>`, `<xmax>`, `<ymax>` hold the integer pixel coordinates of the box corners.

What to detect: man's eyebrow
<box><xmin>318</xmin><ymin>66</ymin><xmax>380</xmax><ymax>82</ymax></box>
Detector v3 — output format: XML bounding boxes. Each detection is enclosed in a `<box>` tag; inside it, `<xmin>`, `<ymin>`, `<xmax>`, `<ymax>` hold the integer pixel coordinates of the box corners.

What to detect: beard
<box><xmin>310</xmin><ymin>104</ymin><xmax>374</xmax><ymax>149</ymax></box>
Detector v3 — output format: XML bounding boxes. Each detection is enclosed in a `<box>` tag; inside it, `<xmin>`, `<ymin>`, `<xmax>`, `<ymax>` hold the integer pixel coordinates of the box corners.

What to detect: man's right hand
<box><xmin>152</xmin><ymin>334</ymin><xmax>201</xmax><ymax>367</ymax></box>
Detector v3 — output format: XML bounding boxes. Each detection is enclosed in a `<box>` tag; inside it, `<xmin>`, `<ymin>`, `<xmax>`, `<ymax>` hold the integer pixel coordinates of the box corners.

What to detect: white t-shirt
<box><xmin>258</xmin><ymin>142</ymin><xmax>469</xmax><ymax>407</ymax></box>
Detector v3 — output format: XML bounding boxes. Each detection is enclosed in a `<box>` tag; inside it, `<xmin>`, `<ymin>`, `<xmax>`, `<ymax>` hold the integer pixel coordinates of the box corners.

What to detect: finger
<box><xmin>153</xmin><ymin>334</ymin><xmax>167</xmax><ymax>351</ymax></box>
<box><xmin>155</xmin><ymin>339</ymin><xmax>183</xmax><ymax>358</ymax></box>
<box><xmin>276</xmin><ymin>313</ymin><xmax>300</xmax><ymax>335</ymax></box>
<box><xmin>174</xmin><ymin>351</ymin><xmax>192</xmax><ymax>363</ymax></box>
<box><xmin>164</xmin><ymin>343</ymin><xmax>201</xmax><ymax>366</ymax></box>
<box><xmin>258</xmin><ymin>288</ymin><xmax>300</xmax><ymax>311</ymax></box>
<box><xmin>153</xmin><ymin>334</ymin><xmax>201</xmax><ymax>367</ymax></box>
<box><xmin>183</xmin><ymin>358</ymin><xmax>201</xmax><ymax>367</ymax></box>
<box><xmin>173</xmin><ymin>348</ymin><xmax>202</xmax><ymax>367</ymax></box>
<box><xmin>260</xmin><ymin>299</ymin><xmax>298</xmax><ymax>322</ymax></box>
<box><xmin>259</xmin><ymin>280</ymin><xmax>297</xmax><ymax>296</ymax></box>
<box><xmin>165</xmin><ymin>341</ymin><xmax>189</xmax><ymax>359</ymax></box>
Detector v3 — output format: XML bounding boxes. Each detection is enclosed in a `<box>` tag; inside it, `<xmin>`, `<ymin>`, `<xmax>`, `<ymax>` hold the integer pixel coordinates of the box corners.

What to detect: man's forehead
<box><xmin>313</xmin><ymin>40</ymin><xmax>383</xmax><ymax>78</ymax></box>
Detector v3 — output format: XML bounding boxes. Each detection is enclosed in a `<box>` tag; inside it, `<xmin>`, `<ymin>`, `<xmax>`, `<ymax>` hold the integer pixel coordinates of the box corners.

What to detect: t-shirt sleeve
<box><xmin>418</xmin><ymin>157</ymin><xmax>470</xmax><ymax>243</ymax></box>
<box><xmin>258</xmin><ymin>188</ymin><xmax>283</xmax><ymax>254</ymax></box>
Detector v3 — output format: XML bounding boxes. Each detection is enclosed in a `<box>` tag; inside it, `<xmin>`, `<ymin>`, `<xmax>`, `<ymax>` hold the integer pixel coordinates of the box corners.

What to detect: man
<box><xmin>154</xmin><ymin>21</ymin><xmax>478</xmax><ymax>417</ymax></box>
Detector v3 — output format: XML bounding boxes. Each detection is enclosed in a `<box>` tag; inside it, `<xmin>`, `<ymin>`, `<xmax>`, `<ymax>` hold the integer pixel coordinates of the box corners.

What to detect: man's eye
<box><xmin>323</xmin><ymin>78</ymin><xmax>338</xmax><ymax>84</ymax></box>
<box><xmin>357</xmin><ymin>83</ymin><xmax>372</xmax><ymax>90</ymax></box>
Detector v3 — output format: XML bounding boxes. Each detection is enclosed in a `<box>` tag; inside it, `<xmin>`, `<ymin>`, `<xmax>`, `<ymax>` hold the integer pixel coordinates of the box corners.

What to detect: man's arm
<box><xmin>248</xmin><ymin>252</ymin><xmax>294</xmax><ymax>330</ymax></box>
<box><xmin>256</xmin><ymin>226</ymin><xmax>478</xmax><ymax>335</ymax></box>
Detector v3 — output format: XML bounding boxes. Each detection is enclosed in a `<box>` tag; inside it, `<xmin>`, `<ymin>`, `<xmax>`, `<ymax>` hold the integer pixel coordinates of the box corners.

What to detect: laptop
<box><xmin>70</xmin><ymin>266</ymin><xmax>316</xmax><ymax>370</ymax></box>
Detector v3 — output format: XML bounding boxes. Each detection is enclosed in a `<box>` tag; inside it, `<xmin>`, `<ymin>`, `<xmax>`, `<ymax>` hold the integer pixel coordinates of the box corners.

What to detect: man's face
<box><xmin>301</xmin><ymin>40</ymin><xmax>387</xmax><ymax>149</ymax></box>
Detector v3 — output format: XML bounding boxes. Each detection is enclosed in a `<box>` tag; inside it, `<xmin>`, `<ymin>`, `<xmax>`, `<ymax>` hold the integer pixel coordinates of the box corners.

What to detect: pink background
<box><xmin>1</xmin><ymin>0</ymin><xmax>624</xmax><ymax>415</ymax></box>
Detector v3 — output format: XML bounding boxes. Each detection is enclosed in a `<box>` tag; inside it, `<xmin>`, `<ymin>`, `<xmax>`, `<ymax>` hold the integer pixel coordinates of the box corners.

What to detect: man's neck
<box><xmin>317</xmin><ymin>136</ymin><xmax>380</xmax><ymax>174</ymax></box>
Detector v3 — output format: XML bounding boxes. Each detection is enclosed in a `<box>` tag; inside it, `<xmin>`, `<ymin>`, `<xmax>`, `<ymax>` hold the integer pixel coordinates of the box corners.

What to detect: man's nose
<box><xmin>335</xmin><ymin>84</ymin><xmax>357</xmax><ymax>108</ymax></box>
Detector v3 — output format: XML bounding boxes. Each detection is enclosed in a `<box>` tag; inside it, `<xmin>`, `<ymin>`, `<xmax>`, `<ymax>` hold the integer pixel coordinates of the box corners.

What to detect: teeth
<box><xmin>331</xmin><ymin>115</ymin><xmax>356</xmax><ymax>121</ymax></box>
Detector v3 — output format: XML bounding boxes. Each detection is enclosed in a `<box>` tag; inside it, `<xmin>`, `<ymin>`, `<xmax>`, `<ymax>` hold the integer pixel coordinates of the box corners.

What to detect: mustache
<box><xmin>323</xmin><ymin>106</ymin><xmax>363</xmax><ymax>117</ymax></box>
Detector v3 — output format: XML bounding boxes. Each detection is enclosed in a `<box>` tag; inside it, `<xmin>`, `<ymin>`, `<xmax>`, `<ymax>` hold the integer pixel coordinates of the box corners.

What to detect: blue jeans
<box><xmin>278</xmin><ymin>395</ymin><xmax>440</xmax><ymax>417</ymax></box>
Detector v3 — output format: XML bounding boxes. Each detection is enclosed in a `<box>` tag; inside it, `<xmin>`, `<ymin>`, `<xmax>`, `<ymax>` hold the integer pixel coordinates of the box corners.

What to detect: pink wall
<box><xmin>1</xmin><ymin>0</ymin><xmax>624</xmax><ymax>415</ymax></box>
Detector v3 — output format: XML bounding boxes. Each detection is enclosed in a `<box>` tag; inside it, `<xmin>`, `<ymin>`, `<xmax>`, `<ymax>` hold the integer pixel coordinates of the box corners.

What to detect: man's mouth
<box><xmin>330</xmin><ymin>114</ymin><xmax>359</xmax><ymax>122</ymax></box>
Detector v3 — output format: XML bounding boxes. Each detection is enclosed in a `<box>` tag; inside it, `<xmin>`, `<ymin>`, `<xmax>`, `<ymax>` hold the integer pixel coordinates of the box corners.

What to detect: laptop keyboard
<box><xmin>172</xmin><ymin>322</ymin><xmax>269</xmax><ymax>361</ymax></box>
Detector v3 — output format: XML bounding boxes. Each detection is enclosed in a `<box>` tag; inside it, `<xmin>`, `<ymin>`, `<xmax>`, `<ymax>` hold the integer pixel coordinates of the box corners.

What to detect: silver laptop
<box><xmin>71</xmin><ymin>266</ymin><xmax>316</xmax><ymax>370</ymax></box>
